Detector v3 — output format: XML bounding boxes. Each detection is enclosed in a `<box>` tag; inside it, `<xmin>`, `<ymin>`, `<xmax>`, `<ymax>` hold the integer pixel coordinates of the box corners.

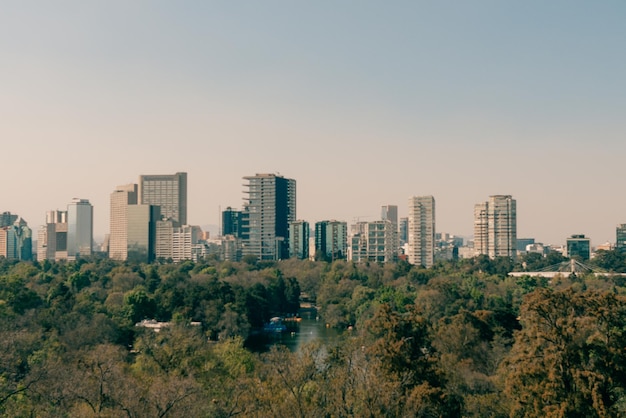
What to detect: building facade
<box><xmin>407</xmin><ymin>196</ymin><xmax>435</xmax><ymax>268</ymax></box>
<box><xmin>37</xmin><ymin>210</ymin><xmax>68</xmax><ymax>261</ymax></box>
<box><xmin>242</xmin><ymin>173</ymin><xmax>296</xmax><ymax>261</ymax></box>
<box><xmin>617</xmin><ymin>224</ymin><xmax>626</xmax><ymax>252</ymax></box>
<box><xmin>289</xmin><ymin>220</ymin><xmax>309</xmax><ymax>260</ymax></box>
<box><xmin>474</xmin><ymin>195</ymin><xmax>517</xmax><ymax>258</ymax></box>
<box><xmin>381</xmin><ymin>205</ymin><xmax>398</xmax><ymax>224</ymax></box>
<box><xmin>127</xmin><ymin>205</ymin><xmax>160</xmax><ymax>263</ymax></box>
<box><xmin>109</xmin><ymin>184</ymin><xmax>138</xmax><ymax>260</ymax></box>
<box><xmin>139</xmin><ymin>172</ymin><xmax>187</xmax><ymax>226</ymax></box>
<box><xmin>349</xmin><ymin>220</ymin><xmax>398</xmax><ymax>263</ymax></box>
<box><xmin>0</xmin><ymin>213</ymin><xmax>32</xmax><ymax>261</ymax></box>
<box><xmin>566</xmin><ymin>234</ymin><xmax>591</xmax><ymax>260</ymax></box>
<box><xmin>67</xmin><ymin>198</ymin><xmax>93</xmax><ymax>260</ymax></box>
<box><xmin>222</xmin><ymin>207</ymin><xmax>243</xmax><ymax>238</ymax></box>
<box><xmin>315</xmin><ymin>220</ymin><xmax>348</xmax><ymax>261</ymax></box>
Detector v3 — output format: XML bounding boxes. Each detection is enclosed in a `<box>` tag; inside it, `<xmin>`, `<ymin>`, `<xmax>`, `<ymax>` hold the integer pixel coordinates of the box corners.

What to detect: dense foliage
<box><xmin>1</xmin><ymin>250</ymin><xmax>626</xmax><ymax>417</ymax></box>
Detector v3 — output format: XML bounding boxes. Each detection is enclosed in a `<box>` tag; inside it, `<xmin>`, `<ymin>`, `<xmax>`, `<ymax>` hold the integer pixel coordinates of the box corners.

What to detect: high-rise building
<box><xmin>289</xmin><ymin>220</ymin><xmax>309</xmax><ymax>260</ymax></box>
<box><xmin>139</xmin><ymin>172</ymin><xmax>187</xmax><ymax>226</ymax></box>
<box><xmin>109</xmin><ymin>184</ymin><xmax>138</xmax><ymax>260</ymax></box>
<box><xmin>566</xmin><ymin>234</ymin><xmax>591</xmax><ymax>260</ymax></box>
<box><xmin>242</xmin><ymin>173</ymin><xmax>296</xmax><ymax>261</ymax></box>
<box><xmin>222</xmin><ymin>207</ymin><xmax>243</xmax><ymax>237</ymax></box>
<box><xmin>381</xmin><ymin>205</ymin><xmax>398</xmax><ymax>224</ymax></box>
<box><xmin>473</xmin><ymin>202</ymin><xmax>489</xmax><ymax>256</ymax></box>
<box><xmin>315</xmin><ymin>220</ymin><xmax>348</xmax><ymax>261</ymax></box>
<box><xmin>617</xmin><ymin>224</ymin><xmax>626</xmax><ymax>252</ymax></box>
<box><xmin>67</xmin><ymin>198</ymin><xmax>93</xmax><ymax>260</ymax></box>
<box><xmin>349</xmin><ymin>220</ymin><xmax>398</xmax><ymax>263</ymax></box>
<box><xmin>474</xmin><ymin>195</ymin><xmax>517</xmax><ymax>258</ymax></box>
<box><xmin>0</xmin><ymin>212</ymin><xmax>18</xmax><ymax>228</ymax></box>
<box><xmin>37</xmin><ymin>210</ymin><xmax>68</xmax><ymax>261</ymax></box>
<box><xmin>407</xmin><ymin>196</ymin><xmax>435</xmax><ymax>268</ymax></box>
<box><xmin>399</xmin><ymin>217</ymin><xmax>409</xmax><ymax>246</ymax></box>
<box><xmin>0</xmin><ymin>214</ymin><xmax>32</xmax><ymax>261</ymax></box>
<box><xmin>127</xmin><ymin>205</ymin><xmax>160</xmax><ymax>263</ymax></box>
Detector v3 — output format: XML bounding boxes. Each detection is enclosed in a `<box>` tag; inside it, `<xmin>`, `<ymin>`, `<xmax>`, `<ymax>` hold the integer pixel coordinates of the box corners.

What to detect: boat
<box><xmin>263</xmin><ymin>317</ymin><xmax>288</xmax><ymax>333</ymax></box>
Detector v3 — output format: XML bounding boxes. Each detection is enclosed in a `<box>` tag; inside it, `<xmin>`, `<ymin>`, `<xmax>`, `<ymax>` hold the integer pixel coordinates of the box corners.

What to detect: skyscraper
<box><xmin>139</xmin><ymin>172</ymin><xmax>187</xmax><ymax>226</ymax></box>
<box><xmin>242</xmin><ymin>173</ymin><xmax>296</xmax><ymax>261</ymax></box>
<box><xmin>407</xmin><ymin>196</ymin><xmax>435</xmax><ymax>268</ymax></box>
<box><xmin>474</xmin><ymin>195</ymin><xmax>517</xmax><ymax>258</ymax></box>
<box><xmin>109</xmin><ymin>184</ymin><xmax>138</xmax><ymax>260</ymax></box>
<box><xmin>315</xmin><ymin>220</ymin><xmax>348</xmax><ymax>261</ymax></box>
<box><xmin>67</xmin><ymin>198</ymin><xmax>93</xmax><ymax>259</ymax></box>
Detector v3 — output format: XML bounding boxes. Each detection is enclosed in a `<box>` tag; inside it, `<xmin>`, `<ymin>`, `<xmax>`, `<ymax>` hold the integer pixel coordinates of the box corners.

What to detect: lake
<box><xmin>246</xmin><ymin>308</ymin><xmax>344</xmax><ymax>352</ymax></box>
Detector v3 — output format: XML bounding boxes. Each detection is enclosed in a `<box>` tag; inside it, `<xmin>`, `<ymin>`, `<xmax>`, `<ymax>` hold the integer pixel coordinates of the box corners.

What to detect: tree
<box><xmin>504</xmin><ymin>288</ymin><xmax>626</xmax><ymax>417</ymax></box>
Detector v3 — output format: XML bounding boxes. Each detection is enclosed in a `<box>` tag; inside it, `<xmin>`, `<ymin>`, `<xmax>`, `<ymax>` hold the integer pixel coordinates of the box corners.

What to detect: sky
<box><xmin>2</xmin><ymin>1</ymin><xmax>626</xmax><ymax>246</ymax></box>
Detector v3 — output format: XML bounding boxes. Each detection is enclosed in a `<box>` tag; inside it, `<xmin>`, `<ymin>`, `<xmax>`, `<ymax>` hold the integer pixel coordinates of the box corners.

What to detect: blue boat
<box><xmin>263</xmin><ymin>317</ymin><xmax>288</xmax><ymax>333</ymax></box>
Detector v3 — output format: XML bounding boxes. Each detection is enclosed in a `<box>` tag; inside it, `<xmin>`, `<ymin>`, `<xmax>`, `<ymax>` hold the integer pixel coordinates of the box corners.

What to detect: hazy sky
<box><xmin>3</xmin><ymin>1</ymin><xmax>626</xmax><ymax>246</ymax></box>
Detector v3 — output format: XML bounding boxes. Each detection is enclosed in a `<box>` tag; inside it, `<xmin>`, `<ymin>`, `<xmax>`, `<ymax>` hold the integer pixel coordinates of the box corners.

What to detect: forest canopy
<box><xmin>1</xmin><ymin>251</ymin><xmax>626</xmax><ymax>417</ymax></box>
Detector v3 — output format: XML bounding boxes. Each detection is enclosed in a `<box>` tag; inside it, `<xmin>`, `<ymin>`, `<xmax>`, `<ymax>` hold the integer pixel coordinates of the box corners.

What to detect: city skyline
<box><xmin>3</xmin><ymin>2</ymin><xmax>626</xmax><ymax>246</ymax></box>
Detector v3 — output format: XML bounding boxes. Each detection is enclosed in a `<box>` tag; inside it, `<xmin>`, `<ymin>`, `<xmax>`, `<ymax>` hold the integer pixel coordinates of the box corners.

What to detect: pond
<box><xmin>246</xmin><ymin>308</ymin><xmax>345</xmax><ymax>352</ymax></box>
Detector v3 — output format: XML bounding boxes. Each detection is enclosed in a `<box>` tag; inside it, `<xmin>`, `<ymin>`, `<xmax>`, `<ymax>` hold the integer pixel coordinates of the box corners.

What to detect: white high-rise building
<box><xmin>407</xmin><ymin>196</ymin><xmax>435</xmax><ymax>268</ymax></box>
<box><xmin>474</xmin><ymin>195</ymin><xmax>517</xmax><ymax>258</ymax></box>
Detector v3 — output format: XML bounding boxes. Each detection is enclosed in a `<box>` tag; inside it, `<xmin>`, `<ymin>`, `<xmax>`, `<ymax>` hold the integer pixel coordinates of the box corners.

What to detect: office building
<box><xmin>289</xmin><ymin>220</ymin><xmax>309</xmax><ymax>260</ymax></box>
<box><xmin>242</xmin><ymin>173</ymin><xmax>296</xmax><ymax>261</ymax></box>
<box><xmin>315</xmin><ymin>220</ymin><xmax>348</xmax><ymax>261</ymax></box>
<box><xmin>407</xmin><ymin>196</ymin><xmax>435</xmax><ymax>268</ymax></box>
<box><xmin>0</xmin><ymin>212</ymin><xmax>18</xmax><ymax>228</ymax></box>
<box><xmin>349</xmin><ymin>220</ymin><xmax>398</xmax><ymax>263</ymax></box>
<box><xmin>222</xmin><ymin>207</ymin><xmax>243</xmax><ymax>237</ymax></box>
<box><xmin>127</xmin><ymin>205</ymin><xmax>160</xmax><ymax>263</ymax></box>
<box><xmin>517</xmin><ymin>238</ymin><xmax>535</xmax><ymax>253</ymax></box>
<box><xmin>474</xmin><ymin>195</ymin><xmax>517</xmax><ymax>258</ymax></box>
<box><xmin>566</xmin><ymin>234</ymin><xmax>591</xmax><ymax>260</ymax></box>
<box><xmin>37</xmin><ymin>210</ymin><xmax>68</xmax><ymax>261</ymax></box>
<box><xmin>67</xmin><ymin>198</ymin><xmax>93</xmax><ymax>259</ymax></box>
<box><xmin>139</xmin><ymin>172</ymin><xmax>187</xmax><ymax>226</ymax></box>
<box><xmin>381</xmin><ymin>205</ymin><xmax>398</xmax><ymax>224</ymax></box>
<box><xmin>0</xmin><ymin>217</ymin><xmax>32</xmax><ymax>261</ymax></box>
<box><xmin>109</xmin><ymin>184</ymin><xmax>138</xmax><ymax>260</ymax></box>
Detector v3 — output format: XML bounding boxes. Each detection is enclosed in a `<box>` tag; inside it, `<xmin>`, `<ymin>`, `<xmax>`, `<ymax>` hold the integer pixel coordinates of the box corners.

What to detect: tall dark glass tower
<box><xmin>242</xmin><ymin>173</ymin><xmax>296</xmax><ymax>260</ymax></box>
<box><xmin>222</xmin><ymin>207</ymin><xmax>243</xmax><ymax>238</ymax></box>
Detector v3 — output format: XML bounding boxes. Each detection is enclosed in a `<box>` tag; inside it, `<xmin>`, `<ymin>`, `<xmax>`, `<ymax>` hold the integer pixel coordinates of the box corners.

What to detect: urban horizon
<box><xmin>3</xmin><ymin>170</ymin><xmax>625</xmax><ymax>251</ymax></box>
